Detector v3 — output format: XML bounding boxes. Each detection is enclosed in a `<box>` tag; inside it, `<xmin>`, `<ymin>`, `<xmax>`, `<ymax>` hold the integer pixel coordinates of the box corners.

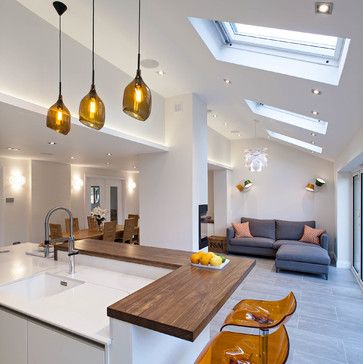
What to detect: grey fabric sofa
<box><xmin>226</xmin><ymin>217</ymin><xmax>330</xmax><ymax>279</ymax></box>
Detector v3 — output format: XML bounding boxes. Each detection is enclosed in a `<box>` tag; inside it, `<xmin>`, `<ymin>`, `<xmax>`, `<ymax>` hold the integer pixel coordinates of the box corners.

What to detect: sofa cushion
<box><xmin>276</xmin><ymin>220</ymin><xmax>315</xmax><ymax>241</ymax></box>
<box><xmin>300</xmin><ymin>225</ymin><xmax>325</xmax><ymax>245</ymax></box>
<box><xmin>273</xmin><ymin>240</ymin><xmax>320</xmax><ymax>249</ymax></box>
<box><xmin>241</xmin><ymin>217</ymin><xmax>276</xmax><ymax>240</ymax></box>
<box><xmin>276</xmin><ymin>244</ymin><xmax>330</xmax><ymax>265</ymax></box>
<box><xmin>230</xmin><ymin>237</ymin><xmax>274</xmax><ymax>249</ymax></box>
<box><xmin>232</xmin><ymin>222</ymin><xmax>253</xmax><ymax>238</ymax></box>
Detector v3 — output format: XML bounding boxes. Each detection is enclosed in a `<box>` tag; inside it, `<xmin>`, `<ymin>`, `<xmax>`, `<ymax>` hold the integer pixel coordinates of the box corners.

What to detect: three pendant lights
<box><xmin>47</xmin><ymin>0</ymin><xmax>152</xmax><ymax>136</ymax></box>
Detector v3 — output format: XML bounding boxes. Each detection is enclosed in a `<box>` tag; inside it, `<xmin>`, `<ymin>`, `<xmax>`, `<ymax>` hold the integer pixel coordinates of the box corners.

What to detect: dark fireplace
<box><xmin>199</xmin><ymin>204</ymin><xmax>208</xmax><ymax>249</ymax></box>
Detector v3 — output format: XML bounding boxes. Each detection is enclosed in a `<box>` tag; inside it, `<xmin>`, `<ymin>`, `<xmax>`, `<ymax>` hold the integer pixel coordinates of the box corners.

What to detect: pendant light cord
<box><xmin>59</xmin><ymin>14</ymin><xmax>62</xmax><ymax>96</ymax></box>
<box><xmin>92</xmin><ymin>0</ymin><xmax>95</xmax><ymax>86</ymax></box>
<box><xmin>137</xmin><ymin>0</ymin><xmax>141</xmax><ymax>72</ymax></box>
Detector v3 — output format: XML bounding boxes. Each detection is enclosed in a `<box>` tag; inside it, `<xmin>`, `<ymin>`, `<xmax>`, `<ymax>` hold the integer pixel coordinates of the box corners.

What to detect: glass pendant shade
<box><xmin>47</xmin><ymin>96</ymin><xmax>71</xmax><ymax>135</ymax></box>
<box><xmin>244</xmin><ymin>148</ymin><xmax>268</xmax><ymax>172</ymax></box>
<box><xmin>123</xmin><ymin>71</ymin><xmax>152</xmax><ymax>121</ymax></box>
<box><xmin>79</xmin><ymin>85</ymin><xmax>105</xmax><ymax>130</ymax></box>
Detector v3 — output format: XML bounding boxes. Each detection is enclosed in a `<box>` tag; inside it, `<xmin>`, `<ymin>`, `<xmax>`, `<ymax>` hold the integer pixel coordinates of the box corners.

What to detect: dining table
<box><xmin>62</xmin><ymin>224</ymin><xmax>139</xmax><ymax>243</ymax></box>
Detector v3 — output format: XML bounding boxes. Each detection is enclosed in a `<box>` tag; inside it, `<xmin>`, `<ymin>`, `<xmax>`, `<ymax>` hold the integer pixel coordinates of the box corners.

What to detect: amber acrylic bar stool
<box><xmin>195</xmin><ymin>292</ymin><xmax>296</xmax><ymax>364</ymax></box>
<box><xmin>195</xmin><ymin>324</ymin><xmax>289</xmax><ymax>364</ymax></box>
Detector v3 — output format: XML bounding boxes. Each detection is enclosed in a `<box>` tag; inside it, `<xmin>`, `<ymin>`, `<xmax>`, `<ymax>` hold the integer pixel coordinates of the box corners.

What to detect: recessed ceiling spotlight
<box><xmin>224</xmin><ymin>122</ymin><xmax>227</xmax><ymax>126</ymax></box>
<box><xmin>224</xmin><ymin>78</ymin><xmax>232</xmax><ymax>85</ymax></box>
<box><xmin>312</xmin><ymin>88</ymin><xmax>322</xmax><ymax>95</ymax></box>
<box><xmin>311</xmin><ymin>141</ymin><xmax>316</xmax><ymax>145</ymax></box>
<box><xmin>70</xmin><ymin>156</ymin><xmax>75</xmax><ymax>160</ymax></box>
<box><xmin>106</xmin><ymin>153</ymin><xmax>112</xmax><ymax>156</ymax></box>
<box><xmin>106</xmin><ymin>162</ymin><xmax>110</xmax><ymax>166</ymax></box>
<box><xmin>7</xmin><ymin>147</ymin><xmax>20</xmax><ymax>151</ymax></box>
<box><xmin>156</xmin><ymin>70</ymin><xmax>166</xmax><ymax>76</ymax></box>
<box><xmin>238</xmin><ymin>133</ymin><xmax>241</xmax><ymax>137</ymax></box>
<box><xmin>311</xmin><ymin>110</ymin><xmax>319</xmax><ymax>116</ymax></box>
<box><xmin>315</xmin><ymin>2</ymin><xmax>333</xmax><ymax>14</ymax></box>
<box><xmin>48</xmin><ymin>141</ymin><xmax>56</xmax><ymax>145</ymax></box>
<box><xmin>311</xmin><ymin>132</ymin><xmax>316</xmax><ymax>137</ymax></box>
<box><xmin>212</xmin><ymin>114</ymin><xmax>217</xmax><ymax>118</ymax></box>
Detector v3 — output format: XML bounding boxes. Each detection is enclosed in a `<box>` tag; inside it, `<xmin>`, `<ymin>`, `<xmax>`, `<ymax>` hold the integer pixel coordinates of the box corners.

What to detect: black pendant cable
<box><xmin>122</xmin><ymin>0</ymin><xmax>152</xmax><ymax>121</ymax></box>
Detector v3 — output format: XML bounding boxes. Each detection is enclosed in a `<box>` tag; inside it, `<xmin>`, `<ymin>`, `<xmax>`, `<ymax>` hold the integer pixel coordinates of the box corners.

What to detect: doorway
<box><xmin>86</xmin><ymin>177</ymin><xmax>123</xmax><ymax>224</ymax></box>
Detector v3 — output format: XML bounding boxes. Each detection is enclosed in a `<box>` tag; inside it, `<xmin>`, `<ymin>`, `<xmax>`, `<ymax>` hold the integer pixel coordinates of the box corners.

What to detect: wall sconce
<box><xmin>9</xmin><ymin>171</ymin><xmax>26</xmax><ymax>191</ymax></box>
<box><xmin>315</xmin><ymin>178</ymin><xmax>326</xmax><ymax>187</ymax></box>
<box><xmin>305</xmin><ymin>183</ymin><xmax>315</xmax><ymax>192</ymax></box>
<box><xmin>128</xmin><ymin>178</ymin><xmax>136</xmax><ymax>193</ymax></box>
<box><xmin>236</xmin><ymin>179</ymin><xmax>253</xmax><ymax>192</ymax></box>
<box><xmin>72</xmin><ymin>176</ymin><xmax>84</xmax><ymax>191</ymax></box>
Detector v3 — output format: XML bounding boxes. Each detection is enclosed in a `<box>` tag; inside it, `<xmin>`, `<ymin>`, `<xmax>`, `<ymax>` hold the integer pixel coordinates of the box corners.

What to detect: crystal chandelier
<box><xmin>244</xmin><ymin>148</ymin><xmax>268</xmax><ymax>172</ymax></box>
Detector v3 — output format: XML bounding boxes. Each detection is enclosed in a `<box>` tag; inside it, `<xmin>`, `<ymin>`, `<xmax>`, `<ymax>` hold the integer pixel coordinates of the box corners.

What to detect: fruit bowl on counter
<box><xmin>190</xmin><ymin>251</ymin><xmax>230</xmax><ymax>270</ymax></box>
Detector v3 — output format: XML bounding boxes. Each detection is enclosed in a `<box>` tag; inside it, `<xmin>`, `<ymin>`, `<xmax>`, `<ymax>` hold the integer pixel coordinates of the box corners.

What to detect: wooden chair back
<box><xmin>103</xmin><ymin>221</ymin><xmax>117</xmax><ymax>242</ymax></box>
<box><xmin>49</xmin><ymin>223</ymin><xmax>63</xmax><ymax>240</ymax></box>
<box><xmin>123</xmin><ymin>218</ymin><xmax>137</xmax><ymax>244</ymax></box>
<box><xmin>65</xmin><ymin>218</ymin><xmax>80</xmax><ymax>233</ymax></box>
<box><xmin>87</xmin><ymin>216</ymin><xmax>98</xmax><ymax>230</ymax></box>
<box><xmin>128</xmin><ymin>214</ymin><xmax>139</xmax><ymax>226</ymax></box>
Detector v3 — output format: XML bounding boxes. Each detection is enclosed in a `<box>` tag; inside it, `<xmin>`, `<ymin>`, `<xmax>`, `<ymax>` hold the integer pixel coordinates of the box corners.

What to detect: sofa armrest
<box><xmin>320</xmin><ymin>233</ymin><xmax>329</xmax><ymax>251</ymax></box>
<box><xmin>226</xmin><ymin>227</ymin><xmax>235</xmax><ymax>242</ymax></box>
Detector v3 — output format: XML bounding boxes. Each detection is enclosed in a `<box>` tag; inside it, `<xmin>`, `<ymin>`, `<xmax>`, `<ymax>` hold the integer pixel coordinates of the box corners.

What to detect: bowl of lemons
<box><xmin>190</xmin><ymin>251</ymin><xmax>229</xmax><ymax>270</ymax></box>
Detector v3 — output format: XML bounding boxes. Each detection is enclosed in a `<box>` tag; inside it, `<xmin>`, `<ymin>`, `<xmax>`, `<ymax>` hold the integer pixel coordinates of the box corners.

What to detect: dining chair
<box><xmin>49</xmin><ymin>223</ymin><xmax>63</xmax><ymax>240</ymax></box>
<box><xmin>128</xmin><ymin>214</ymin><xmax>139</xmax><ymax>226</ymax></box>
<box><xmin>65</xmin><ymin>218</ymin><xmax>80</xmax><ymax>234</ymax></box>
<box><xmin>103</xmin><ymin>221</ymin><xmax>117</xmax><ymax>242</ymax></box>
<box><xmin>87</xmin><ymin>216</ymin><xmax>98</xmax><ymax>230</ymax></box>
<box><xmin>122</xmin><ymin>218</ymin><xmax>137</xmax><ymax>244</ymax></box>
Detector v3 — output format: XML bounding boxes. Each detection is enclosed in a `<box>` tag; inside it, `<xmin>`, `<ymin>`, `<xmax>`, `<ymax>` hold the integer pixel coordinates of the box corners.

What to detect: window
<box><xmin>188</xmin><ymin>17</ymin><xmax>350</xmax><ymax>85</ymax></box>
<box><xmin>267</xmin><ymin>130</ymin><xmax>322</xmax><ymax>153</ymax></box>
<box><xmin>216</xmin><ymin>21</ymin><xmax>343</xmax><ymax>64</ymax></box>
<box><xmin>246</xmin><ymin>100</ymin><xmax>328</xmax><ymax>135</ymax></box>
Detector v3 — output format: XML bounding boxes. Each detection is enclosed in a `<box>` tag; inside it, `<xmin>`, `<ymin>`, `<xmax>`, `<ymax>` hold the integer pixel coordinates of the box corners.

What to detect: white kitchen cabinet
<box><xmin>28</xmin><ymin>321</ymin><xmax>105</xmax><ymax>364</ymax></box>
<box><xmin>0</xmin><ymin>308</ymin><xmax>27</xmax><ymax>364</ymax></box>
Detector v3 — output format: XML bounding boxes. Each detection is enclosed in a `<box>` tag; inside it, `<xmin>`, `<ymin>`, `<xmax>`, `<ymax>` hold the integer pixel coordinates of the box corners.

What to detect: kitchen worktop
<box><xmin>0</xmin><ymin>243</ymin><xmax>156</xmax><ymax>345</ymax></box>
<box><xmin>56</xmin><ymin>240</ymin><xmax>256</xmax><ymax>342</ymax></box>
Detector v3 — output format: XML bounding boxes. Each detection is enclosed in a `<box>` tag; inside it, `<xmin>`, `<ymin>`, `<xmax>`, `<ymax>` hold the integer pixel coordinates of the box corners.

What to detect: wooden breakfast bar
<box><xmin>55</xmin><ymin>240</ymin><xmax>255</xmax><ymax>363</ymax></box>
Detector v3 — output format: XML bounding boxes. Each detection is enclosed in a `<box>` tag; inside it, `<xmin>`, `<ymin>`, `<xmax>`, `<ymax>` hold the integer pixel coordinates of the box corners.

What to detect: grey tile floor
<box><xmin>210</xmin><ymin>257</ymin><xmax>363</xmax><ymax>364</ymax></box>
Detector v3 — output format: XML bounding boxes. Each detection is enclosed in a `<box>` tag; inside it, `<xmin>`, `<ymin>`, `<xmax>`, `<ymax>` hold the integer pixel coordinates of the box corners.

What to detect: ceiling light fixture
<box><xmin>244</xmin><ymin>121</ymin><xmax>268</xmax><ymax>172</ymax></box>
<box><xmin>7</xmin><ymin>147</ymin><xmax>20</xmax><ymax>151</ymax></box>
<box><xmin>224</xmin><ymin>122</ymin><xmax>227</xmax><ymax>126</ymax></box>
<box><xmin>305</xmin><ymin>183</ymin><xmax>315</xmax><ymax>192</ymax></box>
<box><xmin>312</xmin><ymin>88</ymin><xmax>321</xmax><ymax>95</ymax></box>
<box><xmin>106</xmin><ymin>153</ymin><xmax>112</xmax><ymax>156</ymax></box>
<box><xmin>311</xmin><ymin>132</ymin><xmax>316</xmax><ymax>137</ymax></box>
<box><xmin>156</xmin><ymin>70</ymin><xmax>166</xmax><ymax>76</ymax></box>
<box><xmin>315</xmin><ymin>2</ymin><xmax>333</xmax><ymax>14</ymax></box>
<box><xmin>224</xmin><ymin>78</ymin><xmax>232</xmax><ymax>85</ymax></box>
<box><xmin>123</xmin><ymin>0</ymin><xmax>152</xmax><ymax>121</ymax></box>
<box><xmin>79</xmin><ymin>0</ymin><xmax>105</xmax><ymax>130</ymax></box>
<box><xmin>311</xmin><ymin>141</ymin><xmax>316</xmax><ymax>145</ymax></box>
<box><xmin>212</xmin><ymin>114</ymin><xmax>217</xmax><ymax>118</ymax></box>
<box><xmin>311</xmin><ymin>110</ymin><xmax>319</xmax><ymax>116</ymax></box>
<box><xmin>47</xmin><ymin>2</ymin><xmax>70</xmax><ymax>135</ymax></box>
<box><xmin>48</xmin><ymin>141</ymin><xmax>57</xmax><ymax>145</ymax></box>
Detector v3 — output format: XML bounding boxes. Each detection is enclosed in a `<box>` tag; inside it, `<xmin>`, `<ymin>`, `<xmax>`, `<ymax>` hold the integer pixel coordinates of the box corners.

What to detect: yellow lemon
<box><xmin>190</xmin><ymin>252</ymin><xmax>201</xmax><ymax>264</ymax></box>
<box><xmin>200</xmin><ymin>252</ymin><xmax>214</xmax><ymax>265</ymax></box>
<box><xmin>210</xmin><ymin>255</ymin><xmax>223</xmax><ymax>267</ymax></box>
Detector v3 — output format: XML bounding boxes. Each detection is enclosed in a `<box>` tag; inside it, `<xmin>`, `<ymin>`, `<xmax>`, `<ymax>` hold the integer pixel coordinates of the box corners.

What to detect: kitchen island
<box><xmin>0</xmin><ymin>241</ymin><xmax>255</xmax><ymax>364</ymax></box>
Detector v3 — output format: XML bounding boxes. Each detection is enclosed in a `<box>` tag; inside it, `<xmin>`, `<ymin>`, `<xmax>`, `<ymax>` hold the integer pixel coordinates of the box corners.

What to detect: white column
<box><xmin>139</xmin><ymin>94</ymin><xmax>208</xmax><ymax>251</ymax></box>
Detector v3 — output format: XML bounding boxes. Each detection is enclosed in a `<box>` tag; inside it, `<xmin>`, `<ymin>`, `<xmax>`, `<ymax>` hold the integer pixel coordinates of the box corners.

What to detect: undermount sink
<box><xmin>0</xmin><ymin>273</ymin><xmax>84</xmax><ymax>301</ymax></box>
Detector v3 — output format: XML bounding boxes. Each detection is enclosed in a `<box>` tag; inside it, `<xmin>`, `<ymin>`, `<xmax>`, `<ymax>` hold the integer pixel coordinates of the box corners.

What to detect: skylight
<box><xmin>217</xmin><ymin>22</ymin><xmax>342</xmax><ymax>63</ymax></box>
<box><xmin>245</xmin><ymin>100</ymin><xmax>328</xmax><ymax>135</ymax></box>
<box><xmin>267</xmin><ymin>130</ymin><xmax>322</xmax><ymax>154</ymax></box>
<box><xmin>188</xmin><ymin>17</ymin><xmax>351</xmax><ymax>85</ymax></box>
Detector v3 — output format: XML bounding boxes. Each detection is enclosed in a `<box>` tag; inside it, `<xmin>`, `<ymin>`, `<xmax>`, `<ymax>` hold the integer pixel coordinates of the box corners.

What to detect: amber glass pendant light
<box><xmin>123</xmin><ymin>0</ymin><xmax>152</xmax><ymax>121</ymax></box>
<box><xmin>47</xmin><ymin>1</ymin><xmax>71</xmax><ymax>135</ymax></box>
<box><xmin>79</xmin><ymin>0</ymin><xmax>105</xmax><ymax>130</ymax></box>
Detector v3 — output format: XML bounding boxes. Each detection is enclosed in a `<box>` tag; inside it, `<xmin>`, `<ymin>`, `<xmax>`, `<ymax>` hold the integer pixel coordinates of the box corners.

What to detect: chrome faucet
<box><xmin>44</xmin><ymin>207</ymin><xmax>79</xmax><ymax>274</ymax></box>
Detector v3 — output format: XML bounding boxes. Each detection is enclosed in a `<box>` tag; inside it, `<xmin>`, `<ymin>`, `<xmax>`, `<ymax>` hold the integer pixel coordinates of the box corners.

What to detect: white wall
<box><xmin>208</xmin><ymin>128</ymin><xmax>231</xmax><ymax>165</ymax></box>
<box><xmin>229</xmin><ymin>139</ymin><xmax>336</xmax><ymax>252</ymax></box>
<box><xmin>207</xmin><ymin>171</ymin><xmax>214</xmax><ymax>218</ymax></box>
<box><xmin>30</xmin><ymin>160</ymin><xmax>71</xmax><ymax>242</ymax></box>
<box><xmin>0</xmin><ymin>157</ymin><xmax>31</xmax><ymax>245</ymax></box>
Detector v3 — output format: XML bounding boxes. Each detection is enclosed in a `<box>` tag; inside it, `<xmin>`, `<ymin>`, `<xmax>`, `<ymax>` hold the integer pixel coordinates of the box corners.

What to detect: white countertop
<box><xmin>0</xmin><ymin>243</ymin><xmax>155</xmax><ymax>345</ymax></box>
